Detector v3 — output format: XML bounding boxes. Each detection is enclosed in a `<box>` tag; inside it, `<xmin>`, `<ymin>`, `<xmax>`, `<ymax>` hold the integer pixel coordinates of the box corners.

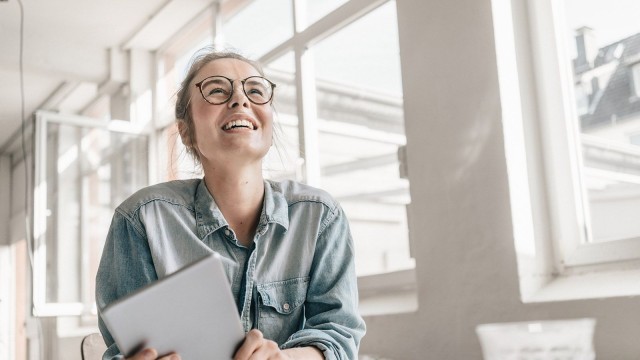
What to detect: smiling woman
<box><xmin>174</xmin><ymin>50</ymin><xmax>272</xmax><ymax>164</ymax></box>
<box><xmin>95</xmin><ymin>48</ymin><xmax>366</xmax><ymax>360</ymax></box>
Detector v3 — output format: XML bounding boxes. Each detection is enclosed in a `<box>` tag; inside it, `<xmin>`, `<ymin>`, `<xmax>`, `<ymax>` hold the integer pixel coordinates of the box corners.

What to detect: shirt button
<box><xmin>283</xmin><ymin>303</ymin><xmax>290</xmax><ymax>311</ymax></box>
<box><xmin>224</xmin><ymin>229</ymin><xmax>231</xmax><ymax>236</ymax></box>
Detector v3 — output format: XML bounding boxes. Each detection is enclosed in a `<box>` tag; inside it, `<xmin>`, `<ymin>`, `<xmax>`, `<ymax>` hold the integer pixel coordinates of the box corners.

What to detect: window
<box><xmin>495</xmin><ymin>0</ymin><xmax>640</xmax><ymax>301</ymax></box>
<box><xmin>159</xmin><ymin>0</ymin><xmax>415</xmax><ymax>312</ymax></box>
<box><xmin>312</xmin><ymin>1</ymin><xmax>411</xmax><ymax>275</ymax></box>
<box><xmin>0</xmin><ymin>237</ymin><xmax>13</xmax><ymax>360</ymax></box>
<box><xmin>563</xmin><ymin>0</ymin><xmax>640</xmax><ymax>249</ymax></box>
<box><xmin>223</xmin><ymin>0</ymin><xmax>293</xmax><ymax>59</ymax></box>
<box><xmin>262</xmin><ymin>52</ymin><xmax>301</xmax><ymax>181</ymax></box>
<box><xmin>305</xmin><ymin>0</ymin><xmax>350</xmax><ymax>26</ymax></box>
<box><xmin>32</xmin><ymin>112</ymin><xmax>148</xmax><ymax>316</ymax></box>
<box><xmin>156</xmin><ymin>13</ymin><xmax>214</xmax><ymax>181</ymax></box>
<box><xmin>632</xmin><ymin>62</ymin><xmax>640</xmax><ymax>98</ymax></box>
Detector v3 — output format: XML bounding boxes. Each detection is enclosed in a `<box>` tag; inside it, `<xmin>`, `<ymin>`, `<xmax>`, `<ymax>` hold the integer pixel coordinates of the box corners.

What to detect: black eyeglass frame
<box><xmin>194</xmin><ymin>75</ymin><xmax>276</xmax><ymax>105</ymax></box>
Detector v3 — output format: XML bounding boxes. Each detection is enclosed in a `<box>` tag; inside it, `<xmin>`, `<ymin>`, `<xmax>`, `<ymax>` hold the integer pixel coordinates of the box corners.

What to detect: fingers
<box><xmin>234</xmin><ymin>329</ymin><xmax>264</xmax><ymax>360</ymax></box>
<box><xmin>248</xmin><ymin>340</ymin><xmax>284</xmax><ymax>360</ymax></box>
<box><xmin>158</xmin><ymin>353</ymin><xmax>181</xmax><ymax>360</ymax></box>
<box><xmin>126</xmin><ymin>348</ymin><xmax>157</xmax><ymax>360</ymax></box>
<box><xmin>234</xmin><ymin>329</ymin><xmax>288</xmax><ymax>360</ymax></box>
<box><xmin>126</xmin><ymin>348</ymin><xmax>181</xmax><ymax>360</ymax></box>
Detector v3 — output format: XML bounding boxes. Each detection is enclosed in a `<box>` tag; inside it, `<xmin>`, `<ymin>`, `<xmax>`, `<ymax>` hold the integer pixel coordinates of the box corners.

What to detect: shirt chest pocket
<box><xmin>257</xmin><ymin>277</ymin><xmax>309</xmax><ymax>317</ymax></box>
<box><xmin>256</xmin><ymin>277</ymin><xmax>309</xmax><ymax>344</ymax></box>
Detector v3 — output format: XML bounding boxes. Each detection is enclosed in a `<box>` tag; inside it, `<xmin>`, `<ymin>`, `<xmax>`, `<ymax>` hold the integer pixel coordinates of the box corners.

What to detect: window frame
<box><xmin>496</xmin><ymin>0</ymin><xmax>640</xmax><ymax>302</ymax></box>
<box><xmin>32</xmin><ymin>111</ymin><xmax>149</xmax><ymax>317</ymax></box>
<box><xmin>264</xmin><ymin>0</ymin><xmax>417</xmax><ymax>311</ymax></box>
<box><xmin>155</xmin><ymin>0</ymin><xmax>418</xmax><ymax>314</ymax></box>
<box><xmin>0</xmin><ymin>244</ymin><xmax>15</xmax><ymax>360</ymax></box>
<box><xmin>529</xmin><ymin>0</ymin><xmax>640</xmax><ymax>267</ymax></box>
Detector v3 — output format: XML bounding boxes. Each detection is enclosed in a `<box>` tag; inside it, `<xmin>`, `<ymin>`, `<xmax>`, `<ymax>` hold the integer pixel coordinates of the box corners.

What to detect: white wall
<box><xmin>359</xmin><ymin>0</ymin><xmax>640</xmax><ymax>358</ymax></box>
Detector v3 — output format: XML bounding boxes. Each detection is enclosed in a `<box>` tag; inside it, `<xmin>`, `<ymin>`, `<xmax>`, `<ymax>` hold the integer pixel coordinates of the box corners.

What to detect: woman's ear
<box><xmin>177</xmin><ymin>120</ymin><xmax>192</xmax><ymax>148</ymax></box>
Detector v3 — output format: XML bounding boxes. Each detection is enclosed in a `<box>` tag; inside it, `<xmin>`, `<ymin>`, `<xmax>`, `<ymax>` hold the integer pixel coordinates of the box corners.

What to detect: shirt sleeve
<box><xmin>95</xmin><ymin>210</ymin><xmax>158</xmax><ymax>360</ymax></box>
<box><xmin>280</xmin><ymin>204</ymin><xmax>366</xmax><ymax>360</ymax></box>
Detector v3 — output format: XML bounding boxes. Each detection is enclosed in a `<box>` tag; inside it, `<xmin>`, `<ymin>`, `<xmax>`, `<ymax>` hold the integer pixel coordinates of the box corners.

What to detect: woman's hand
<box><xmin>125</xmin><ymin>348</ymin><xmax>180</xmax><ymax>360</ymax></box>
<box><xmin>233</xmin><ymin>329</ymin><xmax>323</xmax><ymax>360</ymax></box>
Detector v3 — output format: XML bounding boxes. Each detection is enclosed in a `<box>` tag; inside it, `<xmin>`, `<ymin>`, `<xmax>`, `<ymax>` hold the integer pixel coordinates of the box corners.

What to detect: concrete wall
<box><xmin>358</xmin><ymin>0</ymin><xmax>640</xmax><ymax>358</ymax></box>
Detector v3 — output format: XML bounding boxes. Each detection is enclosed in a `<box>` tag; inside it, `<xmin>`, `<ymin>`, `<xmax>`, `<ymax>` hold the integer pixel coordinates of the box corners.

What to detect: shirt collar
<box><xmin>194</xmin><ymin>179</ymin><xmax>289</xmax><ymax>239</ymax></box>
<box><xmin>260</xmin><ymin>179</ymin><xmax>289</xmax><ymax>231</ymax></box>
<box><xmin>194</xmin><ymin>180</ymin><xmax>228</xmax><ymax>239</ymax></box>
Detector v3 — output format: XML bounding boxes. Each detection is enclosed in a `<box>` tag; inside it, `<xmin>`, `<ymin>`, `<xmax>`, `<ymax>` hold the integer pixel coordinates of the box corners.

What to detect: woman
<box><xmin>96</xmin><ymin>48</ymin><xmax>366</xmax><ymax>360</ymax></box>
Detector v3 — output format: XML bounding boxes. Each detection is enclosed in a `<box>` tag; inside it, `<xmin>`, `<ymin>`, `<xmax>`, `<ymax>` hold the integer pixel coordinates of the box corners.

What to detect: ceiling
<box><xmin>0</xmin><ymin>0</ymin><xmax>226</xmax><ymax>153</ymax></box>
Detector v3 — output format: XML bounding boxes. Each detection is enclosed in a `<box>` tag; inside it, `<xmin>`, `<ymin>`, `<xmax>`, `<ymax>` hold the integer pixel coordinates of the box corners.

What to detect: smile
<box><xmin>222</xmin><ymin>119</ymin><xmax>256</xmax><ymax>130</ymax></box>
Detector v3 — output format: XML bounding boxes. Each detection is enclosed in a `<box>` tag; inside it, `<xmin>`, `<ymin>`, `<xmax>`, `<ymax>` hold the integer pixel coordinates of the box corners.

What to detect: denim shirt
<box><xmin>96</xmin><ymin>178</ymin><xmax>365</xmax><ymax>360</ymax></box>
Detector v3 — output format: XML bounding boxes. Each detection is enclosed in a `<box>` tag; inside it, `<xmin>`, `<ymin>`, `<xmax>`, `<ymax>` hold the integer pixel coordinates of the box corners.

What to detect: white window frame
<box><xmin>263</xmin><ymin>0</ymin><xmax>417</xmax><ymax>314</ymax></box>
<box><xmin>259</xmin><ymin>0</ymin><xmax>390</xmax><ymax>185</ymax></box>
<box><xmin>32</xmin><ymin>111</ymin><xmax>149</xmax><ymax>317</ymax></box>
<box><xmin>494</xmin><ymin>0</ymin><xmax>640</xmax><ymax>302</ymax></box>
<box><xmin>0</xmin><ymin>246</ymin><xmax>15</xmax><ymax>360</ymax></box>
<box><xmin>154</xmin><ymin>0</ymin><xmax>418</xmax><ymax>315</ymax></box>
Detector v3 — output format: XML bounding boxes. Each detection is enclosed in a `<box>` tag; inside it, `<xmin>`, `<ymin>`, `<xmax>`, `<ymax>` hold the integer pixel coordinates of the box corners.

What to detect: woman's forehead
<box><xmin>196</xmin><ymin>58</ymin><xmax>261</xmax><ymax>80</ymax></box>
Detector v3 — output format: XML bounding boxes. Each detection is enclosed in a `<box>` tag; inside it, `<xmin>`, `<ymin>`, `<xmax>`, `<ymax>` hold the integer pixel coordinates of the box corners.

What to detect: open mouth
<box><xmin>222</xmin><ymin>119</ymin><xmax>256</xmax><ymax>130</ymax></box>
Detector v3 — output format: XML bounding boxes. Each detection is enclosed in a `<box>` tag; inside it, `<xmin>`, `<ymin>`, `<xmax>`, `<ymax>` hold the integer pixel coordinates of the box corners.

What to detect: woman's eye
<box><xmin>248</xmin><ymin>89</ymin><xmax>264</xmax><ymax>96</ymax></box>
<box><xmin>208</xmin><ymin>88</ymin><xmax>227</xmax><ymax>95</ymax></box>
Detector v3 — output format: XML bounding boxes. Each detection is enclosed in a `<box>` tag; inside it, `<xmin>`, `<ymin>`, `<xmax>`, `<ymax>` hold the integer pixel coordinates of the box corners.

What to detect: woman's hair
<box><xmin>174</xmin><ymin>46</ymin><xmax>267</xmax><ymax>163</ymax></box>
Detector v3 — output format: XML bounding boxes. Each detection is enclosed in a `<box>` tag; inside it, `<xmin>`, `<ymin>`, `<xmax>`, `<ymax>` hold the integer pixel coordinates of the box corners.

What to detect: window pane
<box><xmin>223</xmin><ymin>0</ymin><xmax>293</xmax><ymax>58</ymax></box>
<box><xmin>158</xmin><ymin>53</ymin><xmax>300</xmax><ymax>182</ymax></box>
<box><xmin>633</xmin><ymin>64</ymin><xmax>640</xmax><ymax>98</ymax></box>
<box><xmin>263</xmin><ymin>52</ymin><xmax>301</xmax><ymax>181</ymax></box>
<box><xmin>564</xmin><ymin>0</ymin><xmax>640</xmax><ymax>242</ymax></box>
<box><xmin>160</xmin><ymin>123</ymin><xmax>203</xmax><ymax>181</ymax></box>
<box><xmin>158</xmin><ymin>29</ymin><xmax>215</xmax><ymax>181</ymax></box>
<box><xmin>42</xmin><ymin>121</ymin><xmax>148</xmax><ymax>305</ymax></box>
<box><xmin>312</xmin><ymin>1</ymin><xmax>413</xmax><ymax>275</ymax></box>
<box><xmin>305</xmin><ymin>0</ymin><xmax>349</xmax><ymax>26</ymax></box>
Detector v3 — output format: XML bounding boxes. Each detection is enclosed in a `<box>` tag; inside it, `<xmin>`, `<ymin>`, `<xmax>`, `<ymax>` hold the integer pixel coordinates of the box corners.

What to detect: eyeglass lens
<box><xmin>199</xmin><ymin>76</ymin><xmax>273</xmax><ymax>105</ymax></box>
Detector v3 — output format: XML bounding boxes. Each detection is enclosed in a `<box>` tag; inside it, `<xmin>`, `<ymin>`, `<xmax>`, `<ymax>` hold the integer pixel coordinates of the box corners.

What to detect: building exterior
<box><xmin>573</xmin><ymin>28</ymin><xmax>640</xmax><ymax>241</ymax></box>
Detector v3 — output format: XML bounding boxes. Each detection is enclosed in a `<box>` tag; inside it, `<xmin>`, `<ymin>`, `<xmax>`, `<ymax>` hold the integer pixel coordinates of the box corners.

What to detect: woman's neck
<box><xmin>202</xmin><ymin>164</ymin><xmax>265</xmax><ymax>247</ymax></box>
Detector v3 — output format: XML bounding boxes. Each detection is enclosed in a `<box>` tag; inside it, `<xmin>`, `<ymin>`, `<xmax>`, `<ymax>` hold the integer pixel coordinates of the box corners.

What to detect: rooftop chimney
<box><xmin>575</xmin><ymin>27</ymin><xmax>598</xmax><ymax>72</ymax></box>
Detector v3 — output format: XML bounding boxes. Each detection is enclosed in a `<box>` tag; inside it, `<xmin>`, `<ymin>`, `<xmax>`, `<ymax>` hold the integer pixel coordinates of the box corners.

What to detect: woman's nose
<box><xmin>227</xmin><ymin>81</ymin><xmax>249</xmax><ymax>108</ymax></box>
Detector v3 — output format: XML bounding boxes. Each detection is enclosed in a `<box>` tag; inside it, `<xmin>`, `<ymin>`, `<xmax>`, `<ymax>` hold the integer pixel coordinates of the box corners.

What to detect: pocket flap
<box><xmin>257</xmin><ymin>277</ymin><xmax>309</xmax><ymax>314</ymax></box>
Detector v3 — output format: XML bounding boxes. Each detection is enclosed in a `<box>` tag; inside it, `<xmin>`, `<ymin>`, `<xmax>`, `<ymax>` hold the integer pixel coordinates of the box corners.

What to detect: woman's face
<box><xmin>187</xmin><ymin>58</ymin><xmax>274</xmax><ymax>169</ymax></box>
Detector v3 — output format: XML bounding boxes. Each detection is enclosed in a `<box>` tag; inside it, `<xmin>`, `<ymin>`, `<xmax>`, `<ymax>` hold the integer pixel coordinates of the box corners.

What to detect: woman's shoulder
<box><xmin>116</xmin><ymin>179</ymin><xmax>202</xmax><ymax>215</ymax></box>
<box><xmin>267</xmin><ymin>179</ymin><xmax>338</xmax><ymax>210</ymax></box>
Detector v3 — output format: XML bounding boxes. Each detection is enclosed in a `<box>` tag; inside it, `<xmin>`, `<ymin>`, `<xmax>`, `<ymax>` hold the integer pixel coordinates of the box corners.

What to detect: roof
<box><xmin>580</xmin><ymin>33</ymin><xmax>640</xmax><ymax>129</ymax></box>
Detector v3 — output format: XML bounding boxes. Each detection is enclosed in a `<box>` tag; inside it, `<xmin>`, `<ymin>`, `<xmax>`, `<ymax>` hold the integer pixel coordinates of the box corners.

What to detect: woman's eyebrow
<box><xmin>202</xmin><ymin>77</ymin><xmax>227</xmax><ymax>84</ymax></box>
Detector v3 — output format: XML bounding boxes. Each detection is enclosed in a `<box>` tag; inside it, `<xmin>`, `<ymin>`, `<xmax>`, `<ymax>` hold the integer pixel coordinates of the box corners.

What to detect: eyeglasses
<box><xmin>195</xmin><ymin>75</ymin><xmax>276</xmax><ymax>105</ymax></box>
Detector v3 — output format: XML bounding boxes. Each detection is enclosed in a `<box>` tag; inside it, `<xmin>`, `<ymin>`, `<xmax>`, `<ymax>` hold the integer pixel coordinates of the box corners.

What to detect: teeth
<box><xmin>223</xmin><ymin>119</ymin><xmax>255</xmax><ymax>130</ymax></box>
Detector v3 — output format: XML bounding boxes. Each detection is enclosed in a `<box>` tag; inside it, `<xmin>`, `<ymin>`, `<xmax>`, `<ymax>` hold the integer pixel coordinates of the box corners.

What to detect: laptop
<box><xmin>101</xmin><ymin>253</ymin><xmax>245</xmax><ymax>359</ymax></box>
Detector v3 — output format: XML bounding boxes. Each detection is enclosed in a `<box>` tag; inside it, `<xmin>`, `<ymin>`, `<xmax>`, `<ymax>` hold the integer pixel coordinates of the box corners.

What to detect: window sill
<box><xmin>358</xmin><ymin>268</ymin><xmax>418</xmax><ymax>316</ymax></box>
<box><xmin>522</xmin><ymin>266</ymin><xmax>640</xmax><ymax>303</ymax></box>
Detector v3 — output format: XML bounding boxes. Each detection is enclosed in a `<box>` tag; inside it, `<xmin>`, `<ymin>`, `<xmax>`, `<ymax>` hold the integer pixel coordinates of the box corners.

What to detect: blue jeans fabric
<box><xmin>96</xmin><ymin>179</ymin><xmax>365</xmax><ymax>359</ymax></box>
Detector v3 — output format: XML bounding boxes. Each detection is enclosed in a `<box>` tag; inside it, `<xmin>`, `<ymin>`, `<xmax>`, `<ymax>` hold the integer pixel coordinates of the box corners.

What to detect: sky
<box><xmin>564</xmin><ymin>0</ymin><xmax>640</xmax><ymax>51</ymax></box>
